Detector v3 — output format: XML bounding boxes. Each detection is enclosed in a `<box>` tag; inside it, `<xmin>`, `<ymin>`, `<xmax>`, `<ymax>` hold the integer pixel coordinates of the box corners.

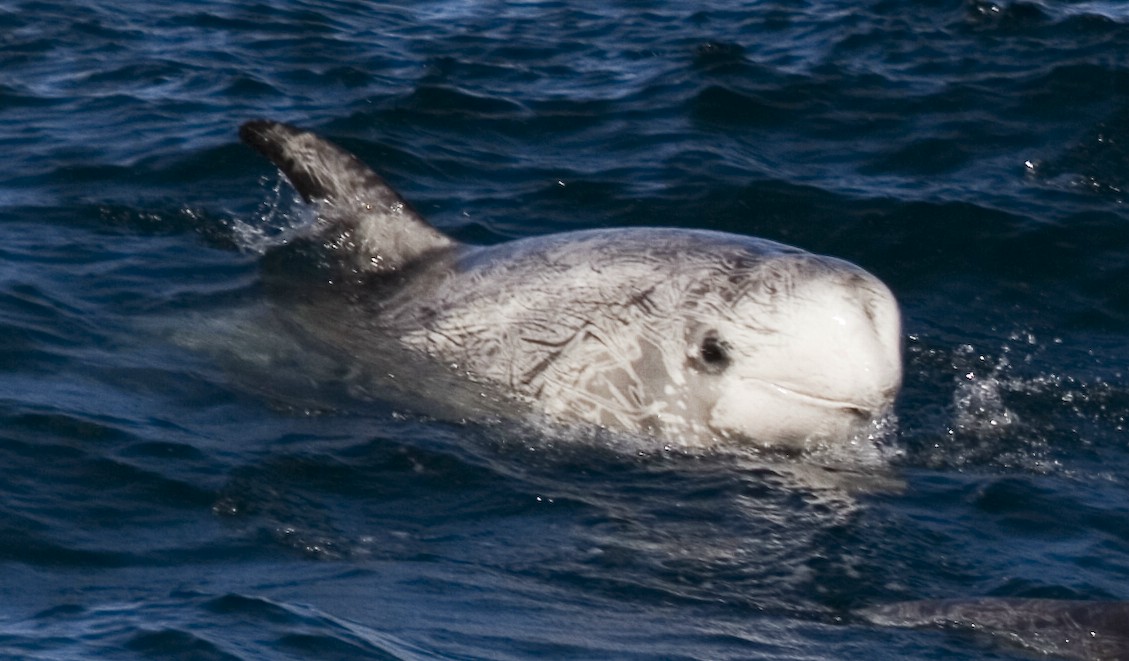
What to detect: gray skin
<box><xmin>240</xmin><ymin>120</ymin><xmax>902</xmax><ymax>450</ymax></box>
<box><xmin>860</xmin><ymin>598</ymin><xmax>1129</xmax><ymax>661</ymax></box>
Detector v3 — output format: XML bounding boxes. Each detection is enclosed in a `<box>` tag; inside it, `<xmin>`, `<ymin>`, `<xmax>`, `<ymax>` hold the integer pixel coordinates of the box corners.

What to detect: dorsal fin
<box><xmin>239</xmin><ymin>120</ymin><xmax>455</xmax><ymax>273</ymax></box>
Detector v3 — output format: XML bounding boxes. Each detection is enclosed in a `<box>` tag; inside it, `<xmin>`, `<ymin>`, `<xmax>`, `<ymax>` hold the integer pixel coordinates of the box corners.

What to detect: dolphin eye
<box><xmin>697</xmin><ymin>332</ymin><xmax>730</xmax><ymax>373</ymax></box>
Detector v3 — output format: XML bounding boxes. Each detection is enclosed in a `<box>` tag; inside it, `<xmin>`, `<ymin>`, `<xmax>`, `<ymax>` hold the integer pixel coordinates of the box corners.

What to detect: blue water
<box><xmin>3</xmin><ymin>1</ymin><xmax>1129</xmax><ymax>658</ymax></box>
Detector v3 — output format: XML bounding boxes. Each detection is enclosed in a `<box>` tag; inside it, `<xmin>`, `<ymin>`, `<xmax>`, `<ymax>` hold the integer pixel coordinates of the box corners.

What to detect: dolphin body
<box><xmin>238</xmin><ymin>120</ymin><xmax>902</xmax><ymax>450</ymax></box>
<box><xmin>861</xmin><ymin>598</ymin><xmax>1129</xmax><ymax>660</ymax></box>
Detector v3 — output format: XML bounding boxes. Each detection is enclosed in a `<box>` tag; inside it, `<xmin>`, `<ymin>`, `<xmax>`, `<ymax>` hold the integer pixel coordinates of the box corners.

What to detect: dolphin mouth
<box><xmin>707</xmin><ymin>379</ymin><xmax>898</xmax><ymax>449</ymax></box>
<box><xmin>759</xmin><ymin>381</ymin><xmax>881</xmax><ymax>419</ymax></box>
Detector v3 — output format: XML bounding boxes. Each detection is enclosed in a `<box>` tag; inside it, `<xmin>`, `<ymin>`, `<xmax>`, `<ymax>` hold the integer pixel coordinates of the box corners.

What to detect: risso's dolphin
<box><xmin>861</xmin><ymin>597</ymin><xmax>1129</xmax><ymax>661</ymax></box>
<box><xmin>239</xmin><ymin>120</ymin><xmax>902</xmax><ymax>451</ymax></box>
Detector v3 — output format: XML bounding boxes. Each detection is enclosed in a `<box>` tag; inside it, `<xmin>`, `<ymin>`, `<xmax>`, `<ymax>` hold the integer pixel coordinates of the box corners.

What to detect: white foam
<box><xmin>224</xmin><ymin>175</ymin><xmax>318</xmax><ymax>255</ymax></box>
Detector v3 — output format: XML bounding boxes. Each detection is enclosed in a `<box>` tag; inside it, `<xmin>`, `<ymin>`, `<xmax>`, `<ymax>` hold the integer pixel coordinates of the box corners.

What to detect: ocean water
<box><xmin>3</xmin><ymin>0</ymin><xmax>1129</xmax><ymax>658</ymax></box>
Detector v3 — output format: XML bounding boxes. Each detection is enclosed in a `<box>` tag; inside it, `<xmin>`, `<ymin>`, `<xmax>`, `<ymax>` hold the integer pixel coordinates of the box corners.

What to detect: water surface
<box><xmin>2</xmin><ymin>1</ymin><xmax>1129</xmax><ymax>658</ymax></box>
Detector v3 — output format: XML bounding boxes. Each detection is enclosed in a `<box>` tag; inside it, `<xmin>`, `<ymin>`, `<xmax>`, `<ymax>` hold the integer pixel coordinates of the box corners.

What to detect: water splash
<box><xmin>907</xmin><ymin>330</ymin><xmax>1129</xmax><ymax>474</ymax></box>
<box><xmin>222</xmin><ymin>175</ymin><xmax>317</xmax><ymax>255</ymax></box>
<box><xmin>949</xmin><ymin>342</ymin><xmax>1019</xmax><ymax>437</ymax></box>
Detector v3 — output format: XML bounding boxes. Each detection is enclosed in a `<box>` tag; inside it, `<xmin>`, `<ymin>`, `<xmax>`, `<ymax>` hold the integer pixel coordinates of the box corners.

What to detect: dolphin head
<box><xmin>675</xmin><ymin>252</ymin><xmax>902</xmax><ymax>450</ymax></box>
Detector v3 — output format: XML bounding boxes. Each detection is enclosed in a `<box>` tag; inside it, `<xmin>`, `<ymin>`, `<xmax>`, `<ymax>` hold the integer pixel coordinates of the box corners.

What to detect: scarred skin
<box><xmin>240</xmin><ymin>120</ymin><xmax>902</xmax><ymax>449</ymax></box>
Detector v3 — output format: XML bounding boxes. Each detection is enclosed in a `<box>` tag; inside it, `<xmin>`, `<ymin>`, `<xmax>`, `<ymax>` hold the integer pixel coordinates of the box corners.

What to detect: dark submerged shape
<box><xmin>861</xmin><ymin>598</ymin><xmax>1129</xmax><ymax>661</ymax></box>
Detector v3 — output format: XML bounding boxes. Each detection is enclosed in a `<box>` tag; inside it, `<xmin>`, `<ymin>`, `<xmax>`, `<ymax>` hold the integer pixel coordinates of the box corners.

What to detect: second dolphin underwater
<box><xmin>861</xmin><ymin>597</ymin><xmax>1129</xmax><ymax>661</ymax></box>
<box><xmin>238</xmin><ymin>120</ymin><xmax>902</xmax><ymax>451</ymax></box>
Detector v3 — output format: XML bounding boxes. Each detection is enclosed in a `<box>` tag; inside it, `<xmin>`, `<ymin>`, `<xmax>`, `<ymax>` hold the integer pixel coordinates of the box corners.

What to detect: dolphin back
<box><xmin>861</xmin><ymin>598</ymin><xmax>1129</xmax><ymax>661</ymax></box>
<box><xmin>240</xmin><ymin>119</ymin><xmax>454</xmax><ymax>273</ymax></box>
